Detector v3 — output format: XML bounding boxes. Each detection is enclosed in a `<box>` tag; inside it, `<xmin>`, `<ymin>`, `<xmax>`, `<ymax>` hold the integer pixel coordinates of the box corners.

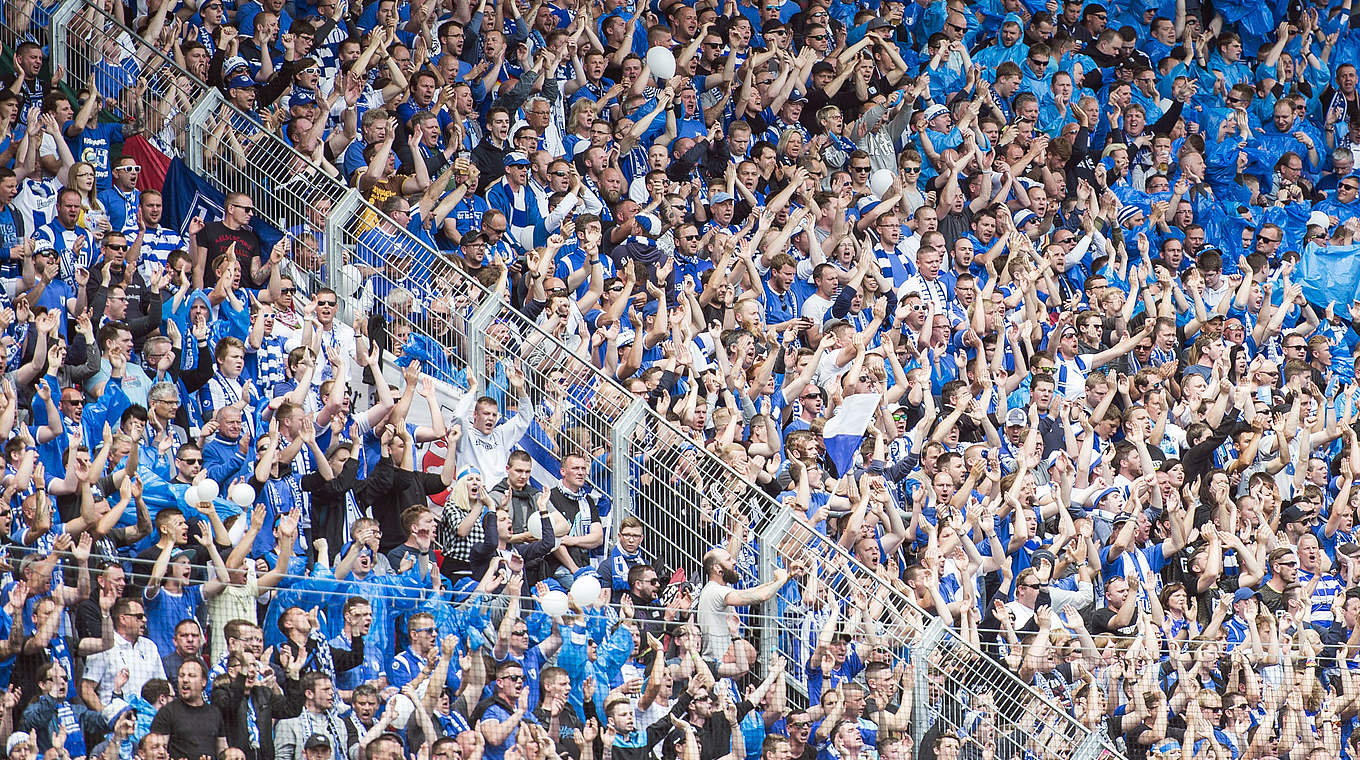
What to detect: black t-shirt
<box><xmin>1092</xmin><ymin>607</ymin><xmax>1137</xmax><ymax>637</ymax></box>
<box><xmin>149</xmin><ymin>698</ymin><xmax>225</xmax><ymax>760</ymax></box>
<box><xmin>195</xmin><ymin>221</ymin><xmax>262</xmax><ymax>288</ymax></box>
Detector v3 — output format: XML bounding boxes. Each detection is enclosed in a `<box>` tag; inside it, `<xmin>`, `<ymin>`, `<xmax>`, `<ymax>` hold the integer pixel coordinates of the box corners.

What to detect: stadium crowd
<box><xmin>4</xmin><ymin>0</ymin><xmax>1360</xmax><ymax>753</ymax></box>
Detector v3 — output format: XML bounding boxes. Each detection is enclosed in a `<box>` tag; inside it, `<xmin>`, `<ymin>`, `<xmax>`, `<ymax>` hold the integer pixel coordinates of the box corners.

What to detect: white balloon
<box><xmin>539</xmin><ymin>590</ymin><xmax>569</xmax><ymax>618</ymax></box>
<box><xmin>184</xmin><ymin>483</ymin><xmax>204</xmax><ymax>506</ymax></box>
<box><xmin>198</xmin><ymin>479</ymin><xmax>220</xmax><ymax>502</ymax></box>
<box><xmin>646</xmin><ymin>46</ymin><xmax>676</xmax><ymax>80</ymax></box>
<box><xmin>569</xmin><ymin>574</ymin><xmax>603</xmax><ymax>607</ymax></box>
<box><xmin>528</xmin><ymin>510</ymin><xmax>571</xmax><ymax>539</ymax></box>
<box><xmin>229</xmin><ymin>483</ymin><xmax>256</xmax><ymax>507</ymax></box>
<box><xmin>870</xmin><ymin>169</ymin><xmax>895</xmax><ymax>198</ymax></box>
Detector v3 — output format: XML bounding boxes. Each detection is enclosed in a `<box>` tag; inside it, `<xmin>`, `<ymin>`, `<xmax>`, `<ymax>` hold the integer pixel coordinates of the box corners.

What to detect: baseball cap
<box><xmin>1013</xmin><ymin>209</ymin><xmax>1038</xmax><ymax>228</ymax></box>
<box><xmin>226</xmin><ymin>73</ymin><xmax>256</xmax><ymax>89</ymax></box>
<box><xmin>1281</xmin><ymin>503</ymin><xmax>1311</xmax><ymax>524</ymax></box>
<box><xmin>304</xmin><ymin>734</ymin><xmax>332</xmax><ymax>750</ymax></box>
<box><xmin>866</xmin><ymin>18</ymin><xmax>893</xmax><ymax>31</ymax></box>
<box><xmin>503</xmin><ymin>151</ymin><xmax>531</xmax><ymax>167</ymax></box>
<box><xmin>1231</xmin><ymin>587</ymin><xmax>1260</xmax><ymax>604</ymax></box>
<box><xmin>710</xmin><ymin>191</ymin><xmax>735</xmax><ymax>204</ymax></box>
<box><xmin>1308</xmin><ymin>210</ymin><xmax>1331</xmax><ymax>229</ymax></box>
<box><xmin>1004</xmin><ymin>408</ymin><xmax>1027</xmax><ymax>427</ymax></box>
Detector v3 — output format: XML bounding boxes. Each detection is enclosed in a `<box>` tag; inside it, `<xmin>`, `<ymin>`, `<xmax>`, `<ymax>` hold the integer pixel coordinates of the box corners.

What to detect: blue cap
<box><xmin>710</xmin><ymin>191</ymin><xmax>734</xmax><ymax>204</ymax></box>
<box><xmin>227</xmin><ymin>73</ymin><xmax>256</xmax><ymax>89</ymax></box>
<box><xmin>503</xmin><ymin>151</ymin><xmax>531</xmax><ymax>167</ymax></box>
<box><xmin>1232</xmin><ymin>587</ymin><xmax>1260</xmax><ymax>604</ymax></box>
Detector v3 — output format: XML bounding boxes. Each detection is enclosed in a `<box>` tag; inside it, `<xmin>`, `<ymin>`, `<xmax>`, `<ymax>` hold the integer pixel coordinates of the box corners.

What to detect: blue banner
<box><xmin>161</xmin><ymin>158</ymin><xmax>284</xmax><ymax>252</ymax></box>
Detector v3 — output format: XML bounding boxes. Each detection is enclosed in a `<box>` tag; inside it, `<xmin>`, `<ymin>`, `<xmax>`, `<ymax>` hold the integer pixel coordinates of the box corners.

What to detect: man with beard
<box><xmin>696</xmin><ymin>548</ymin><xmax>804</xmax><ymax>668</ymax></box>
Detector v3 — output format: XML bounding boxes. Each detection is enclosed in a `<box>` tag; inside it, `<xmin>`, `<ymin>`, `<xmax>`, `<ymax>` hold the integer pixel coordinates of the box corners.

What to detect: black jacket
<box><xmin>211</xmin><ymin>674</ymin><xmax>291</xmax><ymax>760</ymax></box>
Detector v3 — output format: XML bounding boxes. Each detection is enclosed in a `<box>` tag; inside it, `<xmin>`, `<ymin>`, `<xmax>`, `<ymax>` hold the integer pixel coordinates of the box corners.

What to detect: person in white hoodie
<box><xmin>451</xmin><ymin>363</ymin><xmax>533</xmax><ymax>488</ymax></box>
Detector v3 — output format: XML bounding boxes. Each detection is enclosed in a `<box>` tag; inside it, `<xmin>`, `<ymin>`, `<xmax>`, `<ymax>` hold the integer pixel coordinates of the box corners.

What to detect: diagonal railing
<box><xmin>29</xmin><ymin>4</ymin><xmax>1124</xmax><ymax>757</ymax></box>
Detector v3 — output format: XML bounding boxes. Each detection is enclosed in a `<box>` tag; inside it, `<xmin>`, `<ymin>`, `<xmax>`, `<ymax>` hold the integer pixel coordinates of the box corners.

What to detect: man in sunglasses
<box><xmin>99</xmin><ymin>156</ymin><xmax>142</xmax><ymax>236</ymax></box>
<box><xmin>474</xmin><ymin>662</ymin><xmax>539</xmax><ymax>757</ymax></box>
<box><xmin>192</xmin><ymin>192</ymin><xmax>265</xmax><ymax>289</ymax></box>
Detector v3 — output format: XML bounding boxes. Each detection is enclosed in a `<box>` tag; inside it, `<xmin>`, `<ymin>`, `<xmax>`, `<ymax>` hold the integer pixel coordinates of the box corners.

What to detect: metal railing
<box><xmin>36</xmin><ymin>5</ymin><xmax>1125</xmax><ymax>757</ymax></box>
<box><xmin>756</xmin><ymin>511</ymin><xmax>1121</xmax><ymax>758</ymax></box>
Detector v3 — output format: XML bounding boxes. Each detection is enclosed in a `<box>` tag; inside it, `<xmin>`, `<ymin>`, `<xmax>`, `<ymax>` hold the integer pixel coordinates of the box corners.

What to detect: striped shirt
<box><xmin>139</xmin><ymin>225</ymin><xmax>185</xmax><ymax>275</ymax></box>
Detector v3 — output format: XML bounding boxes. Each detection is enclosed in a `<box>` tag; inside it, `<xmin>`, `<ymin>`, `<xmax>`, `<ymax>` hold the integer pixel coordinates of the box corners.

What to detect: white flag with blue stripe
<box><xmin>823</xmin><ymin>393</ymin><xmax>882</xmax><ymax>476</ymax></box>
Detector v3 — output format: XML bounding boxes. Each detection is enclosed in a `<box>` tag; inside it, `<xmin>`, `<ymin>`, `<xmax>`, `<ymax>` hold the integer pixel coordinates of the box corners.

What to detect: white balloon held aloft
<box><xmin>184</xmin><ymin>482</ymin><xmax>204</xmax><ymax>506</ymax></box>
<box><xmin>538</xmin><ymin>590</ymin><xmax>570</xmax><ymax>617</ymax></box>
<box><xmin>870</xmin><ymin>169</ymin><xmax>895</xmax><ymax>198</ymax></box>
<box><xmin>569</xmin><ymin>573</ymin><xmax>603</xmax><ymax>607</ymax></box>
<box><xmin>197</xmin><ymin>479</ymin><xmax>220</xmax><ymax>503</ymax></box>
<box><xmin>229</xmin><ymin>483</ymin><xmax>256</xmax><ymax>507</ymax></box>
<box><xmin>646</xmin><ymin>46</ymin><xmax>676</xmax><ymax>80</ymax></box>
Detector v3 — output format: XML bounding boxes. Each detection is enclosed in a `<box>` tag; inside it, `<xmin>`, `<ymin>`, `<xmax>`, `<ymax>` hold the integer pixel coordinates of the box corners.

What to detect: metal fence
<box><xmin>33</xmin><ymin>4</ymin><xmax>1125</xmax><ymax>757</ymax></box>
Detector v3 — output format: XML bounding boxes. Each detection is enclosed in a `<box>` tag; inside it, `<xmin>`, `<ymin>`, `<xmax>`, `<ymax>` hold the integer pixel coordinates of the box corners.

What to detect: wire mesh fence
<box><xmin>30</xmin><ymin>4</ymin><xmax>1127</xmax><ymax>757</ymax></box>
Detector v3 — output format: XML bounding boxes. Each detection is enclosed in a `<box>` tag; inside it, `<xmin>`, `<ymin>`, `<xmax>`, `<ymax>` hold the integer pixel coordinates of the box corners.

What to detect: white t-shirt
<box><xmin>696</xmin><ymin>580</ymin><xmax>735</xmax><ymax>660</ymax></box>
